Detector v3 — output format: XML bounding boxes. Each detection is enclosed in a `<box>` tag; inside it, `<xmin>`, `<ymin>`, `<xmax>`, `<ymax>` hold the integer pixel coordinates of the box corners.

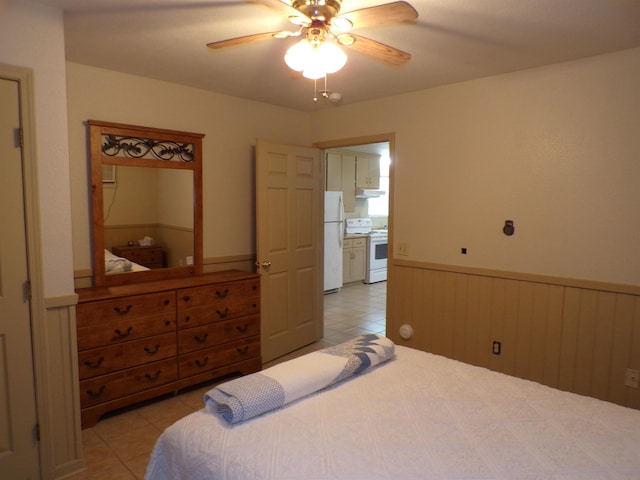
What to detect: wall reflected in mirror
<box><xmin>102</xmin><ymin>165</ymin><xmax>194</xmax><ymax>271</ymax></box>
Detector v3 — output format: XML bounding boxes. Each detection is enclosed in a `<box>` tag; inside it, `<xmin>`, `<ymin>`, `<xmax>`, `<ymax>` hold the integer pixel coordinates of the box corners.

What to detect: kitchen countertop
<box><xmin>344</xmin><ymin>234</ymin><xmax>368</xmax><ymax>240</ymax></box>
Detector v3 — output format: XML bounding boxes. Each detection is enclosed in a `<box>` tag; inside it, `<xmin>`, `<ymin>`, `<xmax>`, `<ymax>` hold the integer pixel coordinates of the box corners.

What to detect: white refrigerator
<box><xmin>324</xmin><ymin>191</ymin><xmax>344</xmax><ymax>292</ymax></box>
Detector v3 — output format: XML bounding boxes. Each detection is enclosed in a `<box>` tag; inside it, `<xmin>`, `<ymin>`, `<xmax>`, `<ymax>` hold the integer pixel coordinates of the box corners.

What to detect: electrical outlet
<box><xmin>398</xmin><ymin>243</ymin><xmax>409</xmax><ymax>256</ymax></box>
<box><xmin>492</xmin><ymin>341</ymin><xmax>501</xmax><ymax>355</ymax></box>
<box><xmin>625</xmin><ymin>368</ymin><xmax>639</xmax><ymax>388</ymax></box>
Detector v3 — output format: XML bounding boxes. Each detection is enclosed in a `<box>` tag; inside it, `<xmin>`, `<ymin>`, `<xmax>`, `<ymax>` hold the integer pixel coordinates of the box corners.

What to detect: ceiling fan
<box><xmin>206</xmin><ymin>0</ymin><xmax>418</xmax><ymax>80</ymax></box>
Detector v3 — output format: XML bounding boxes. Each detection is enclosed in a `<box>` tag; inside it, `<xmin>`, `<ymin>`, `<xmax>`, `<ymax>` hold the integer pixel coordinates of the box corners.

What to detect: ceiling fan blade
<box><xmin>346</xmin><ymin>33</ymin><xmax>411</xmax><ymax>66</ymax></box>
<box><xmin>207</xmin><ymin>31</ymin><xmax>293</xmax><ymax>50</ymax></box>
<box><xmin>339</xmin><ymin>1</ymin><xmax>418</xmax><ymax>29</ymax></box>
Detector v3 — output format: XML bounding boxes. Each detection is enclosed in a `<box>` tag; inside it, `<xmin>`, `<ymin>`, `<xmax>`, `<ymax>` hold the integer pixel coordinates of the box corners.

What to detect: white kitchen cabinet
<box><xmin>342</xmin><ymin>237</ymin><xmax>366</xmax><ymax>283</ymax></box>
<box><xmin>355</xmin><ymin>153</ymin><xmax>380</xmax><ymax>189</ymax></box>
<box><xmin>326</xmin><ymin>151</ymin><xmax>356</xmax><ymax>212</ymax></box>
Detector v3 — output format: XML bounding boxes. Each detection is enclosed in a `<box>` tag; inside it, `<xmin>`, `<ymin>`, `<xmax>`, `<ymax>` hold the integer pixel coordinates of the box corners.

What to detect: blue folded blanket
<box><xmin>205</xmin><ymin>334</ymin><xmax>395</xmax><ymax>424</ymax></box>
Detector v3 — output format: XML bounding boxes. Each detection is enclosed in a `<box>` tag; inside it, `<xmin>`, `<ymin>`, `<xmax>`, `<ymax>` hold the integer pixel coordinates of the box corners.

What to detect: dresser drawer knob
<box><xmin>86</xmin><ymin>385</ymin><xmax>106</xmax><ymax>398</ymax></box>
<box><xmin>114</xmin><ymin>305</ymin><xmax>132</xmax><ymax>315</ymax></box>
<box><xmin>84</xmin><ymin>357</ymin><xmax>105</xmax><ymax>370</ymax></box>
<box><xmin>144</xmin><ymin>344</ymin><xmax>160</xmax><ymax>355</ymax></box>
<box><xmin>236</xmin><ymin>324</ymin><xmax>249</xmax><ymax>333</ymax></box>
<box><xmin>236</xmin><ymin>346</ymin><xmax>249</xmax><ymax>355</ymax></box>
<box><xmin>113</xmin><ymin>326</ymin><xmax>133</xmax><ymax>339</ymax></box>
<box><xmin>216</xmin><ymin>307</ymin><xmax>230</xmax><ymax>319</ymax></box>
<box><xmin>194</xmin><ymin>333</ymin><xmax>209</xmax><ymax>344</ymax></box>
<box><xmin>195</xmin><ymin>357</ymin><xmax>209</xmax><ymax>368</ymax></box>
<box><xmin>182</xmin><ymin>295</ymin><xmax>190</xmax><ymax>302</ymax></box>
<box><xmin>215</xmin><ymin>288</ymin><xmax>229</xmax><ymax>298</ymax></box>
<box><xmin>184</xmin><ymin>316</ymin><xmax>191</xmax><ymax>323</ymax></box>
<box><xmin>164</xmin><ymin>299</ymin><xmax>171</xmax><ymax>306</ymax></box>
<box><xmin>145</xmin><ymin>370</ymin><xmax>161</xmax><ymax>381</ymax></box>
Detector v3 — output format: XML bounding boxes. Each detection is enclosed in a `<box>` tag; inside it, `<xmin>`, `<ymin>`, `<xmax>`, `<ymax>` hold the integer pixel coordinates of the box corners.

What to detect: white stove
<box><xmin>345</xmin><ymin>218</ymin><xmax>387</xmax><ymax>284</ymax></box>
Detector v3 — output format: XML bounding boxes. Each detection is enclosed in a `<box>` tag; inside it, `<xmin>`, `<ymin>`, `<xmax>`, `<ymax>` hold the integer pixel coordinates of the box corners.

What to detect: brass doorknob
<box><xmin>257</xmin><ymin>261</ymin><xmax>271</xmax><ymax>269</ymax></box>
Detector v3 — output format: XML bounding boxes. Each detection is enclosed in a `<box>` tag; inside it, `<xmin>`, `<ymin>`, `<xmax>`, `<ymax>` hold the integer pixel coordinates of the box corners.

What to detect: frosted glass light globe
<box><xmin>285</xmin><ymin>38</ymin><xmax>347</xmax><ymax>79</ymax></box>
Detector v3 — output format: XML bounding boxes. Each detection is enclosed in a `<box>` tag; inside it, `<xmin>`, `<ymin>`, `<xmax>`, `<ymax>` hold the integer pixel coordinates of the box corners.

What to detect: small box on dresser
<box><xmin>75</xmin><ymin>270</ymin><xmax>261</xmax><ymax>428</ymax></box>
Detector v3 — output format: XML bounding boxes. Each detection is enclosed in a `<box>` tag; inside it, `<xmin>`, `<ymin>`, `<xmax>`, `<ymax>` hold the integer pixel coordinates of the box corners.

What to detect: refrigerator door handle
<box><xmin>338</xmin><ymin>224</ymin><xmax>343</xmax><ymax>248</ymax></box>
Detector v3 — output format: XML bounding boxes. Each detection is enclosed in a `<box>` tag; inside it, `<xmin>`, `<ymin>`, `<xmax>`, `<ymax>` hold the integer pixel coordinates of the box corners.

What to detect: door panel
<box><xmin>0</xmin><ymin>78</ymin><xmax>40</xmax><ymax>479</ymax></box>
<box><xmin>257</xmin><ymin>140</ymin><xmax>323</xmax><ymax>362</ymax></box>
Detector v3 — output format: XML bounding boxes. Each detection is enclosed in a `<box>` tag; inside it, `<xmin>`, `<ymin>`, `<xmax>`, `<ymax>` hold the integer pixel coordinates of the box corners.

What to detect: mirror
<box><xmin>89</xmin><ymin>120</ymin><xmax>204</xmax><ymax>287</ymax></box>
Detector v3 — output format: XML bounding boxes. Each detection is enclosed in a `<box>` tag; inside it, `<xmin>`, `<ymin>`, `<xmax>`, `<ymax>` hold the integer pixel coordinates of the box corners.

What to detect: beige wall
<box><xmin>311</xmin><ymin>48</ymin><xmax>640</xmax><ymax>287</ymax></box>
<box><xmin>69</xmin><ymin>49</ymin><xmax>640</xmax><ymax>287</ymax></box>
<box><xmin>66</xmin><ymin>62</ymin><xmax>312</xmax><ymax>276</ymax></box>
<box><xmin>1</xmin><ymin>3</ymin><xmax>83</xmax><ymax>479</ymax></box>
<box><xmin>0</xmin><ymin>1</ymin><xmax>75</xmax><ymax>298</ymax></box>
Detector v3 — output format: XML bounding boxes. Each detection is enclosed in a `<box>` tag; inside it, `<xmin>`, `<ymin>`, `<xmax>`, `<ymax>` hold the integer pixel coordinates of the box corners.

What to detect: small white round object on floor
<box><xmin>399</xmin><ymin>324</ymin><xmax>413</xmax><ymax>340</ymax></box>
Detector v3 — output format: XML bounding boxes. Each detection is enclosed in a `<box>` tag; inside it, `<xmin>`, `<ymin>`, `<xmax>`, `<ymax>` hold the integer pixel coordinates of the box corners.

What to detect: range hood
<box><xmin>355</xmin><ymin>188</ymin><xmax>386</xmax><ymax>198</ymax></box>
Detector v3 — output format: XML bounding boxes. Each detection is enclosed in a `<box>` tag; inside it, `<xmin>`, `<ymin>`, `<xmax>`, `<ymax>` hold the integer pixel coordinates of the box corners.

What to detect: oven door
<box><xmin>366</xmin><ymin>235</ymin><xmax>388</xmax><ymax>283</ymax></box>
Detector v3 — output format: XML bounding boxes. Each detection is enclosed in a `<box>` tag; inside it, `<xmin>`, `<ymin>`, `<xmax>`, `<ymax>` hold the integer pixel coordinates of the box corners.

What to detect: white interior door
<box><xmin>256</xmin><ymin>140</ymin><xmax>323</xmax><ymax>363</ymax></box>
<box><xmin>0</xmin><ymin>77</ymin><xmax>40</xmax><ymax>479</ymax></box>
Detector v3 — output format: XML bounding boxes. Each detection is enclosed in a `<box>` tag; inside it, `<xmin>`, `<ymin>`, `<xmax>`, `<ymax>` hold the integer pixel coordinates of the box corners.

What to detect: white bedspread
<box><xmin>146</xmin><ymin>345</ymin><xmax>640</xmax><ymax>480</ymax></box>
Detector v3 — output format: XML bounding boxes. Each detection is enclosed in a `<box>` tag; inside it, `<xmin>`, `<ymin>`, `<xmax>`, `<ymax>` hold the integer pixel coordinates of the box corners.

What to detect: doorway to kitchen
<box><xmin>320</xmin><ymin>137</ymin><xmax>391</xmax><ymax>342</ymax></box>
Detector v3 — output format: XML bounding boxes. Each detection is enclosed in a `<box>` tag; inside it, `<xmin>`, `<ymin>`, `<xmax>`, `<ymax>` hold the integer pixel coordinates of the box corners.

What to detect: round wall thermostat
<box><xmin>399</xmin><ymin>324</ymin><xmax>414</xmax><ymax>340</ymax></box>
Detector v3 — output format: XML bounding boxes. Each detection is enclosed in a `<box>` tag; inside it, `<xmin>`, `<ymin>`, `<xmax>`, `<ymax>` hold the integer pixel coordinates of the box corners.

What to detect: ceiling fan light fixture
<box><xmin>331</xmin><ymin>16</ymin><xmax>353</xmax><ymax>32</ymax></box>
<box><xmin>336</xmin><ymin>33</ymin><xmax>355</xmax><ymax>46</ymax></box>
<box><xmin>289</xmin><ymin>15</ymin><xmax>310</xmax><ymax>27</ymax></box>
<box><xmin>285</xmin><ymin>38</ymin><xmax>347</xmax><ymax>78</ymax></box>
<box><xmin>284</xmin><ymin>38</ymin><xmax>313</xmax><ymax>71</ymax></box>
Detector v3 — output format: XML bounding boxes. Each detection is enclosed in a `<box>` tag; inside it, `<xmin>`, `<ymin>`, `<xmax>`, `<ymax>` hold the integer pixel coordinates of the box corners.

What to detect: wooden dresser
<box><xmin>76</xmin><ymin>270</ymin><xmax>261</xmax><ymax>428</ymax></box>
<box><xmin>112</xmin><ymin>245</ymin><xmax>164</xmax><ymax>269</ymax></box>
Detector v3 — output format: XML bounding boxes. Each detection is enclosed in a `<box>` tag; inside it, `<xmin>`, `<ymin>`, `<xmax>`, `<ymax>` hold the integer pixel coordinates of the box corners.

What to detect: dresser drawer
<box><xmin>123</xmin><ymin>332</ymin><xmax>177</xmax><ymax>367</ymax></box>
<box><xmin>178</xmin><ymin>337</ymin><xmax>260</xmax><ymax>378</ymax></box>
<box><xmin>177</xmin><ymin>315</ymin><xmax>260</xmax><ymax>354</ymax></box>
<box><xmin>77</xmin><ymin>291</ymin><xmax>175</xmax><ymax>327</ymax></box>
<box><xmin>177</xmin><ymin>298</ymin><xmax>259</xmax><ymax>329</ymax></box>
<box><xmin>77</xmin><ymin>313</ymin><xmax>175</xmax><ymax>351</ymax></box>
<box><xmin>178</xmin><ymin>279</ymin><xmax>259</xmax><ymax>310</ymax></box>
<box><xmin>78</xmin><ymin>344</ymin><xmax>125</xmax><ymax>380</ymax></box>
<box><xmin>78</xmin><ymin>333</ymin><xmax>177</xmax><ymax>380</ymax></box>
<box><xmin>79</xmin><ymin>358</ymin><xmax>178</xmax><ymax>408</ymax></box>
<box><xmin>79</xmin><ymin>371</ymin><xmax>127</xmax><ymax>407</ymax></box>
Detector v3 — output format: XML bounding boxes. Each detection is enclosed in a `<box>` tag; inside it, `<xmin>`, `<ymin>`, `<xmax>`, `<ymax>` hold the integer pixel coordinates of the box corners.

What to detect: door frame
<box><xmin>0</xmin><ymin>63</ymin><xmax>48</xmax><ymax>477</ymax></box>
<box><xmin>313</xmin><ymin>132</ymin><xmax>396</xmax><ymax>318</ymax></box>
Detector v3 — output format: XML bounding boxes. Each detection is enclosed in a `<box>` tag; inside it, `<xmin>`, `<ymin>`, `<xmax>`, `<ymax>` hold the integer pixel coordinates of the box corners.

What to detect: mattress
<box><xmin>145</xmin><ymin>345</ymin><xmax>640</xmax><ymax>480</ymax></box>
<box><xmin>104</xmin><ymin>248</ymin><xmax>149</xmax><ymax>274</ymax></box>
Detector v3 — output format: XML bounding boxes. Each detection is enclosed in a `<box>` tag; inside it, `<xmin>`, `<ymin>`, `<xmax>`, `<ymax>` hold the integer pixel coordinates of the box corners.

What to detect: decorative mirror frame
<box><xmin>88</xmin><ymin>120</ymin><xmax>204</xmax><ymax>287</ymax></box>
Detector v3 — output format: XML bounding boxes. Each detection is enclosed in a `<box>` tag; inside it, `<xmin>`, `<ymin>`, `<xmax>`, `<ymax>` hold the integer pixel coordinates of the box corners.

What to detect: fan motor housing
<box><xmin>292</xmin><ymin>0</ymin><xmax>342</xmax><ymax>21</ymax></box>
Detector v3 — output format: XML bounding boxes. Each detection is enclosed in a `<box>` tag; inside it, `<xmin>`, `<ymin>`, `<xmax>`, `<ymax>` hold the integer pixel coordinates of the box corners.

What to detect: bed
<box><xmin>104</xmin><ymin>248</ymin><xmax>149</xmax><ymax>274</ymax></box>
<box><xmin>145</xmin><ymin>336</ymin><xmax>640</xmax><ymax>480</ymax></box>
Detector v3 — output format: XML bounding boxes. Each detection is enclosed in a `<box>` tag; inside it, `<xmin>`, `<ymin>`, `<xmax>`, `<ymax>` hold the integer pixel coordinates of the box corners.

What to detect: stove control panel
<box><xmin>345</xmin><ymin>218</ymin><xmax>373</xmax><ymax>235</ymax></box>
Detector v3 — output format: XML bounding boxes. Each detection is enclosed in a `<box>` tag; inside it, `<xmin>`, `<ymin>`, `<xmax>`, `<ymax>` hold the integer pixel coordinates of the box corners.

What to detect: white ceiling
<box><xmin>36</xmin><ymin>0</ymin><xmax>640</xmax><ymax>112</ymax></box>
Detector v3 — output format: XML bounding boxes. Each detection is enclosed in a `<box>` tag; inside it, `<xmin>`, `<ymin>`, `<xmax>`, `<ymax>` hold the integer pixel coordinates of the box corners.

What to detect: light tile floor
<box><xmin>67</xmin><ymin>281</ymin><xmax>386</xmax><ymax>479</ymax></box>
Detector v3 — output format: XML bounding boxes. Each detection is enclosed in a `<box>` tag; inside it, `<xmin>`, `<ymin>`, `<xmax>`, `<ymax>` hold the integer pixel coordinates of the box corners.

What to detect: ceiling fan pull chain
<box><xmin>313</xmin><ymin>77</ymin><xmax>318</xmax><ymax>102</ymax></box>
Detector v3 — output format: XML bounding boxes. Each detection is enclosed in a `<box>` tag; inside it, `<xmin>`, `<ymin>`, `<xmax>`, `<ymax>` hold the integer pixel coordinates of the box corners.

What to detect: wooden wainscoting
<box><xmin>388</xmin><ymin>261</ymin><xmax>640</xmax><ymax>410</ymax></box>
